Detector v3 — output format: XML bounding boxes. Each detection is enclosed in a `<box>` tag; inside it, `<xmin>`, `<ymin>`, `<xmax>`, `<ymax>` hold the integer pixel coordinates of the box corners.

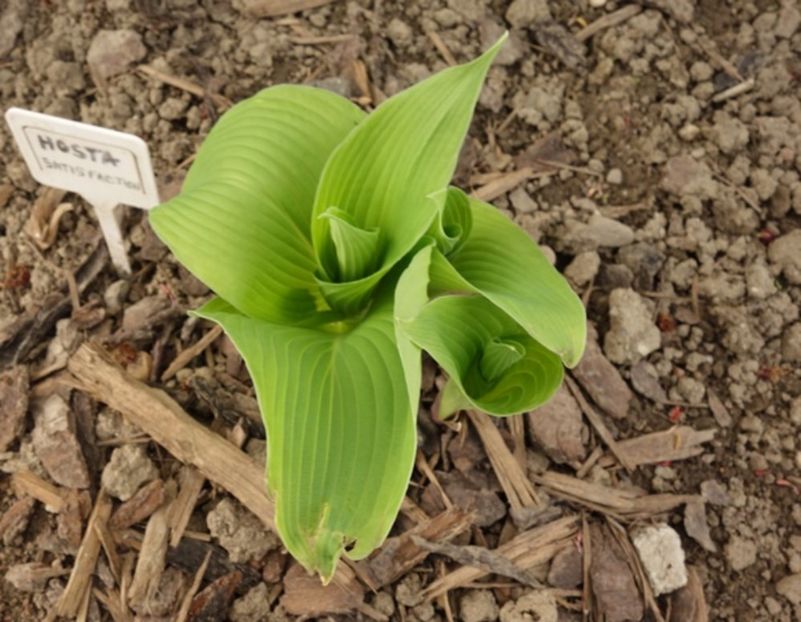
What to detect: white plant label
<box><xmin>4</xmin><ymin>107</ymin><xmax>160</xmax><ymax>274</ymax></box>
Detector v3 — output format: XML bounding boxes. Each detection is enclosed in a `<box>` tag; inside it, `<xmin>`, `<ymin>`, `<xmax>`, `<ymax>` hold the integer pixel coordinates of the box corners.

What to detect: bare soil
<box><xmin>1</xmin><ymin>0</ymin><xmax>801</xmax><ymax>620</ymax></box>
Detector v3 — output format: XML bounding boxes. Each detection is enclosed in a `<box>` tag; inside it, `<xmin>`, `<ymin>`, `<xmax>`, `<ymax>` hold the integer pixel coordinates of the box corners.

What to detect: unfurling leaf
<box><xmin>149</xmin><ymin>33</ymin><xmax>586</xmax><ymax>580</ymax></box>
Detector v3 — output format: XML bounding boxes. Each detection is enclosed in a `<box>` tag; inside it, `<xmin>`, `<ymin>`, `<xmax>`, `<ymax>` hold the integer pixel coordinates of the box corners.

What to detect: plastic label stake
<box><xmin>4</xmin><ymin>107</ymin><xmax>160</xmax><ymax>274</ymax></box>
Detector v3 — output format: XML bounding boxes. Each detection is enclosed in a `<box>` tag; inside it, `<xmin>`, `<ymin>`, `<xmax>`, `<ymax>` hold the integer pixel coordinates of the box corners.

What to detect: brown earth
<box><xmin>1</xmin><ymin>0</ymin><xmax>801</xmax><ymax>620</ymax></box>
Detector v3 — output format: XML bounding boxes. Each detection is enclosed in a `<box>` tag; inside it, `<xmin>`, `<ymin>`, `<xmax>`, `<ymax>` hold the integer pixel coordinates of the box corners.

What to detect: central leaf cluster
<box><xmin>149</xmin><ymin>34</ymin><xmax>586</xmax><ymax>580</ymax></box>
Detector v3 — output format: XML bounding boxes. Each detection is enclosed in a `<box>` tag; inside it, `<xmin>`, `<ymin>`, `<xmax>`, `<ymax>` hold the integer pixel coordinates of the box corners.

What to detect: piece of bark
<box><xmin>598</xmin><ymin>426</ymin><xmax>716</xmax><ymax>468</ymax></box>
<box><xmin>57</xmin><ymin>491</ymin><xmax>86</xmax><ymax>551</ymax></box>
<box><xmin>281</xmin><ymin>563</ymin><xmax>364</xmax><ymax>617</ymax></box>
<box><xmin>684</xmin><ymin>500</ymin><xmax>717</xmax><ymax>553</ymax></box>
<box><xmin>31</xmin><ymin>394</ymin><xmax>91</xmax><ymax>489</ymax></box>
<box><xmin>707</xmin><ymin>389</ymin><xmax>732</xmax><ymax>427</ymax></box>
<box><xmin>422</xmin><ymin>470</ymin><xmax>506</xmax><ymax>528</ymax></box>
<box><xmin>571</xmin><ymin>324</ymin><xmax>633</xmax><ymax>420</ymax></box>
<box><xmin>0</xmin><ymin>241</ymin><xmax>107</xmax><ymax>368</ymax></box>
<box><xmin>161</xmin><ymin>325</ymin><xmax>222</xmax><ymax>381</ymax></box>
<box><xmin>420</xmin><ymin>515</ymin><xmax>579</xmax><ymax>601</ymax></box>
<box><xmin>68</xmin><ymin>343</ymin><xmax>276</xmax><ymax>531</ymax></box>
<box><xmin>565</xmin><ymin>376</ymin><xmax>635</xmax><ymax>472</ymax></box>
<box><xmin>468</xmin><ymin>411</ymin><xmax>544</xmax><ymax>522</ymax></box>
<box><xmin>187</xmin><ymin>570</ymin><xmax>242</xmax><ymax>621</ymax></box>
<box><xmin>0</xmin><ymin>497</ymin><xmax>36</xmax><ymax>544</ymax></box>
<box><xmin>5</xmin><ymin>562</ymin><xmax>70</xmax><ymax>592</ymax></box>
<box><xmin>411</xmin><ymin>536</ymin><xmax>541</xmax><ymax>587</ymax></box>
<box><xmin>169</xmin><ymin>467</ymin><xmax>206</xmax><ymax>547</ymax></box>
<box><xmin>236</xmin><ymin>0</ymin><xmax>335</xmax><ymax>18</ymax></box>
<box><xmin>167</xmin><ymin>538</ymin><xmax>261</xmax><ymax>588</ymax></box>
<box><xmin>110</xmin><ymin>479</ymin><xmax>166</xmax><ymax>530</ymax></box>
<box><xmin>629</xmin><ymin>360</ymin><xmax>669</xmax><ymax>403</ymax></box>
<box><xmin>0</xmin><ymin>366</ymin><xmax>28</xmax><ymax>451</ymax></box>
<box><xmin>11</xmin><ymin>471</ymin><xmax>68</xmax><ymax>513</ymax></box>
<box><xmin>175</xmin><ymin>551</ymin><xmax>212</xmax><ymax>622</ymax></box>
<box><xmin>590</xmin><ymin>524</ymin><xmax>644</xmax><ymax>622</ymax></box>
<box><xmin>575</xmin><ymin>4</ymin><xmax>642</xmax><ymax>41</ymax></box>
<box><xmin>360</xmin><ymin>507</ymin><xmax>473</xmax><ymax>588</ymax></box>
<box><xmin>547</xmin><ymin>545</ymin><xmax>583</xmax><ymax>588</ymax></box>
<box><xmin>533</xmin><ymin>471</ymin><xmax>698</xmax><ymax>520</ymax></box>
<box><xmin>128</xmin><ymin>480</ymin><xmax>177</xmax><ymax>610</ymax></box>
<box><xmin>669</xmin><ymin>566</ymin><xmax>708</xmax><ymax>622</ymax></box>
<box><xmin>527</xmin><ymin>384</ymin><xmax>587</xmax><ymax>464</ymax></box>
<box><xmin>55</xmin><ymin>490</ymin><xmax>112</xmax><ymax>618</ymax></box>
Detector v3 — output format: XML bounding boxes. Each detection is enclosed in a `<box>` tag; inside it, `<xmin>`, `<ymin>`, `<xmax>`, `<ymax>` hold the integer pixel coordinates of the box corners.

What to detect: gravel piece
<box><xmin>207</xmin><ymin>498</ymin><xmax>280</xmax><ymax>563</ymax></box>
<box><xmin>547</xmin><ymin>546</ymin><xmax>582</xmax><ymax>588</ymax></box>
<box><xmin>564</xmin><ymin>251</ymin><xmax>600</xmax><ymax>287</ymax></box>
<box><xmin>31</xmin><ymin>395</ymin><xmax>90</xmax><ymax>489</ymax></box>
<box><xmin>632</xmin><ymin>524</ymin><xmax>687</xmax><ymax>596</ymax></box>
<box><xmin>724</xmin><ymin>536</ymin><xmax>757</xmax><ymax>571</ymax></box>
<box><xmin>459</xmin><ymin>589</ymin><xmax>499</xmax><ymax>622</ymax></box>
<box><xmin>87</xmin><ymin>29</ymin><xmax>147</xmax><ymax>81</ymax></box>
<box><xmin>604</xmin><ymin>288</ymin><xmax>661</xmax><ymax>364</ymax></box>
<box><xmin>101</xmin><ymin>445</ymin><xmax>158</xmax><ymax>501</ymax></box>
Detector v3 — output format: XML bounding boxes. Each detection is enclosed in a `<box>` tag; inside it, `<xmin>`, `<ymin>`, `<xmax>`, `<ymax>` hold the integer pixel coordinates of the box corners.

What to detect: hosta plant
<box><xmin>149</xmin><ymin>35</ymin><xmax>586</xmax><ymax>581</ymax></box>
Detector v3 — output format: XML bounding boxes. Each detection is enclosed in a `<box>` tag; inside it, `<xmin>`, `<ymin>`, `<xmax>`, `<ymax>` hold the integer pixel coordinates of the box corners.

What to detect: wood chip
<box><xmin>411</xmin><ymin>536</ymin><xmax>542</xmax><ymax>587</ymax></box>
<box><xmin>11</xmin><ymin>470</ymin><xmax>68</xmax><ymax>513</ymax></box>
<box><xmin>575</xmin><ymin>4</ymin><xmax>642</xmax><ymax>41</ymax></box>
<box><xmin>187</xmin><ymin>570</ymin><xmax>243</xmax><ymax>620</ymax></box>
<box><xmin>175</xmin><ymin>550</ymin><xmax>212</xmax><ymax>622</ymax></box>
<box><xmin>0</xmin><ymin>365</ymin><xmax>29</xmax><ymax>451</ymax></box>
<box><xmin>281</xmin><ymin>562</ymin><xmax>364</xmax><ymax>617</ymax></box>
<box><xmin>684</xmin><ymin>500</ymin><xmax>717</xmax><ymax>553</ymax></box>
<box><xmin>5</xmin><ymin>563</ymin><xmax>70</xmax><ymax>592</ymax></box>
<box><xmin>360</xmin><ymin>507</ymin><xmax>473</xmax><ymax>588</ymax></box>
<box><xmin>420</xmin><ymin>515</ymin><xmax>578</xmax><ymax>601</ymax></box>
<box><xmin>565</xmin><ymin>376</ymin><xmax>636</xmax><ymax>472</ymax></box>
<box><xmin>238</xmin><ymin>0</ymin><xmax>335</xmax><ymax>17</ymax></box>
<box><xmin>161</xmin><ymin>325</ymin><xmax>222</xmax><ymax>381</ymax></box>
<box><xmin>707</xmin><ymin>388</ymin><xmax>732</xmax><ymax>427</ymax></box>
<box><xmin>589</xmin><ymin>523</ymin><xmax>644</xmax><ymax>622</ymax></box>
<box><xmin>428</xmin><ymin>31</ymin><xmax>457</xmax><ymax>66</ymax></box>
<box><xmin>56</xmin><ymin>490</ymin><xmax>113</xmax><ymax>618</ymax></box>
<box><xmin>136</xmin><ymin>65</ymin><xmax>231</xmax><ymax>109</ymax></box>
<box><xmin>23</xmin><ymin>187</ymin><xmax>68</xmax><ymax>251</ymax></box>
<box><xmin>669</xmin><ymin>565</ymin><xmax>708</xmax><ymax>622</ymax></box>
<box><xmin>532</xmin><ymin>471</ymin><xmax>698</xmax><ymax>520</ymax></box>
<box><xmin>128</xmin><ymin>481</ymin><xmax>177</xmax><ymax>609</ymax></box>
<box><xmin>68</xmin><ymin>343</ymin><xmax>276</xmax><ymax>532</ymax></box>
<box><xmin>169</xmin><ymin>466</ymin><xmax>206</xmax><ymax>547</ymax></box>
<box><xmin>109</xmin><ymin>479</ymin><xmax>166</xmax><ymax>531</ymax></box>
<box><xmin>0</xmin><ymin>497</ymin><xmax>36</xmax><ymax>544</ymax></box>
<box><xmin>467</xmin><ymin>411</ymin><xmax>544</xmax><ymax>522</ymax></box>
<box><xmin>472</xmin><ymin>167</ymin><xmax>534</xmax><ymax>202</ymax></box>
<box><xmin>598</xmin><ymin>426</ymin><xmax>715</xmax><ymax>469</ymax></box>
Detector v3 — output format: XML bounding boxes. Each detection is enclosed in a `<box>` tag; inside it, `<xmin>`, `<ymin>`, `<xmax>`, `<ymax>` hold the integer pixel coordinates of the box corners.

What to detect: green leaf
<box><xmin>311</xmin><ymin>35</ymin><xmax>508</xmax><ymax>313</ymax></box>
<box><xmin>400</xmin><ymin>295</ymin><xmax>564</xmax><ymax>417</ymax></box>
<box><xmin>318</xmin><ymin>207</ymin><xmax>382</xmax><ymax>282</ymax></box>
<box><xmin>427</xmin><ymin>187</ymin><xmax>473</xmax><ymax>255</ymax></box>
<box><xmin>149</xmin><ymin>85</ymin><xmax>365</xmax><ymax>325</ymax></box>
<box><xmin>195</xmin><ymin>289</ymin><xmax>418</xmax><ymax>581</ymax></box>
<box><xmin>444</xmin><ymin>197</ymin><xmax>587</xmax><ymax>367</ymax></box>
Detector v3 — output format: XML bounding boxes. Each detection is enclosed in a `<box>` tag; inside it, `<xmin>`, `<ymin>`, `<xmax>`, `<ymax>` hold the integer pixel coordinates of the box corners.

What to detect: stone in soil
<box><xmin>768</xmin><ymin>231</ymin><xmax>801</xmax><ymax>285</ymax></box>
<box><xmin>631</xmin><ymin>523</ymin><xmax>688</xmax><ymax>596</ymax></box>
<box><xmin>230</xmin><ymin>582</ymin><xmax>272</xmax><ymax>622</ymax></box>
<box><xmin>31</xmin><ymin>395</ymin><xmax>90</xmax><ymax>489</ymax></box>
<box><xmin>499</xmin><ymin>590</ymin><xmax>557</xmax><ymax>622</ymax></box>
<box><xmin>207</xmin><ymin>498</ymin><xmax>280</xmax><ymax>563</ymax></box>
<box><xmin>459</xmin><ymin>589</ymin><xmax>499</xmax><ymax>622</ymax></box>
<box><xmin>505</xmin><ymin>0</ymin><xmax>551</xmax><ymax>27</ymax></box>
<box><xmin>591</xmin><ymin>526</ymin><xmax>643</xmax><ymax>622</ymax></box>
<box><xmin>564</xmin><ymin>251</ymin><xmax>600</xmax><ymax>287</ymax></box>
<box><xmin>547</xmin><ymin>545</ymin><xmax>583</xmax><ymax>588</ymax></box>
<box><xmin>781</xmin><ymin>322</ymin><xmax>801</xmax><ymax>362</ymax></box>
<box><xmin>572</xmin><ymin>324</ymin><xmax>633</xmax><ymax>419</ymax></box>
<box><xmin>87</xmin><ymin>29</ymin><xmax>147</xmax><ymax>81</ymax></box>
<box><xmin>0</xmin><ymin>366</ymin><xmax>28</xmax><ymax>452</ymax></box>
<box><xmin>527</xmin><ymin>384</ymin><xmax>587</xmax><ymax>464</ymax></box>
<box><xmin>604</xmin><ymin>288</ymin><xmax>661</xmax><ymax>365</ymax></box>
<box><xmin>724</xmin><ymin>535</ymin><xmax>757</xmax><ymax>571</ymax></box>
<box><xmin>776</xmin><ymin>574</ymin><xmax>801</xmax><ymax>605</ymax></box>
<box><xmin>101</xmin><ymin>444</ymin><xmax>159</xmax><ymax>501</ymax></box>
